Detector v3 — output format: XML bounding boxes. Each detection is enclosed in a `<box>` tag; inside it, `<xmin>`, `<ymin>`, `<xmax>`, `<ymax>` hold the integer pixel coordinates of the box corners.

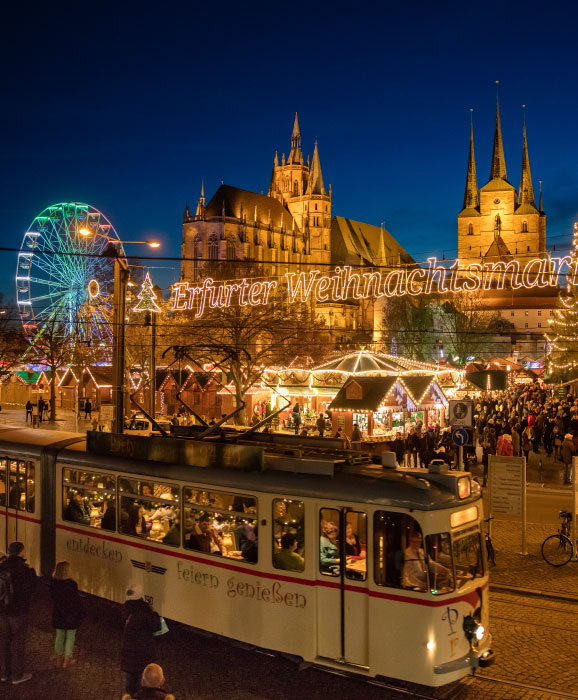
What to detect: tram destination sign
<box><xmin>86</xmin><ymin>431</ymin><xmax>264</xmax><ymax>471</ymax></box>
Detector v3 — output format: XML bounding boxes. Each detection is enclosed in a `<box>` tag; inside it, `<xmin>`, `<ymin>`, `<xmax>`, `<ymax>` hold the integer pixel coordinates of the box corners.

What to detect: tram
<box><xmin>0</xmin><ymin>426</ymin><xmax>493</xmax><ymax>688</ymax></box>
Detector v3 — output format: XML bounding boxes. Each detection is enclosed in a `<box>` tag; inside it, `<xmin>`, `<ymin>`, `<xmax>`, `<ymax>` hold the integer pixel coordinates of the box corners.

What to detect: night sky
<box><xmin>2</xmin><ymin>1</ymin><xmax>578</xmax><ymax>301</ymax></box>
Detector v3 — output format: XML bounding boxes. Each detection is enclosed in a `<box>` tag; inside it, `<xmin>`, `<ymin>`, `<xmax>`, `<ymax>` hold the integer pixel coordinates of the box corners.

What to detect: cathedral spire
<box><xmin>288</xmin><ymin>112</ymin><xmax>303</xmax><ymax>165</ymax></box>
<box><xmin>195</xmin><ymin>180</ymin><xmax>205</xmax><ymax>217</ymax></box>
<box><xmin>539</xmin><ymin>180</ymin><xmax>544</xmax><ymax>213</ymax></box>
<box><xmin>462</xmin><ymin>112</ymin><xmax>479</xmax><ymax>210</ymax></box>
<box><xmin>306</xmin><ymin>141</ymin><xmax>326</xmax><ymax>195</ymax></box>
<box><xmin>183</xmin><ymin>202</ymin><xmax>190</xmax><ymax>222</ymax></box>
<box><xmin>489</xmin><ymin>93</ymin><xmax>507</xmax><ymax>181</ymax></box>
<box><xmin>518</xmin><ymin>116</ymin><xmax>535</xmax><ymax>206</ymax></box>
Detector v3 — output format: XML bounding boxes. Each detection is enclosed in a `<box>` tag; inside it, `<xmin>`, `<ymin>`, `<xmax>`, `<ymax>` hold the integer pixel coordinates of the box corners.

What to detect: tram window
<box><xmin>0</xmin><ymin>459</ymin><xmax>6</xmax><ymax>506</ymax></box>
<box><xmin>319</xmin><ymin>508</ymin><xmax>341</xmax><ymax>576</ymax></box>
<box><xmin>273</xmin><ymin>498</ymin><xmax>305</xmax><ymax>572</ymax></box>
<box><xmin>119</xmin><ymin>478</ymin><xmax>180</xmax><ymax>546</ymax></box>
<box><xmin>7</xmin><ymin>460</ymin><xmax>35</xmax><ymax>512</ymax></box>
<box><xmin>62</xmin><ymin>468</ymin><xmax>116</xmax><ymax>530</ymax></box>
<box><xmin>345</xmin><ymin>511</ymin><xmax>367</xmax><ymax>581</ymax></box>
<box><xmin>426</xmin><ymin>533</ymin><xmax>455</xmax><ymax>594</ymax></box>
<box><xmin>374</xmin><ymin>511</ymin><xmax>425</xmax><ymax>590</ymax></box>
<box><xmin>452</xmin><ymin>526</ymin><xmax>484</xmax><ymax>586</ymax></box>
<box><xmin>183</xmin><ymin>488</ymin><xmax>258</xmax><ymax>563</ymax></box>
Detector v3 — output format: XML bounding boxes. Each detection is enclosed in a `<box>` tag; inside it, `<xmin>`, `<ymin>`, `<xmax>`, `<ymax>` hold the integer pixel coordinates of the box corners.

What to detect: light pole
<box><xmin>78</xmin><ymin>228</ymin><xmax>160</xmax><ymax>433</ymax></box>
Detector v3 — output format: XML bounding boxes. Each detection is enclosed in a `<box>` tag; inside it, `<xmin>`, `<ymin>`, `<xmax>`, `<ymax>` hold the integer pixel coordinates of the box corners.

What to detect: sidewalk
<box><xmin>0</xmin><ymin>405</ymin><xmax>92</xmax><ymax>432</ymax></box>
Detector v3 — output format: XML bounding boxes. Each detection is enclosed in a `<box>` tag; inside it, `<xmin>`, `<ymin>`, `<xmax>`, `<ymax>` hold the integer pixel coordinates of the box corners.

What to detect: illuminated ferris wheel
<box><xmin>16</xmin><ymin>202</ymin><xmax>125</xmax><ymax>356</ymax></box>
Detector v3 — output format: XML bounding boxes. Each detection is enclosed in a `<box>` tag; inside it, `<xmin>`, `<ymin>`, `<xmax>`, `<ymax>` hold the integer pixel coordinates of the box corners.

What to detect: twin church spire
<box><xmin>462</xmin><ymin>97</ymin><xmax>538</xmax><ymax>212</ymax></box>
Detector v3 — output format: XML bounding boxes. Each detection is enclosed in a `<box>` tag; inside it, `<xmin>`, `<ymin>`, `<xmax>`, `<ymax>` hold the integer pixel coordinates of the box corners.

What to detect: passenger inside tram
<box><xmin>319</xmin><ymin>520</ymin><xmax>340</xmax><ymax>574</ymax></box>
<box><xmin>273</xmin><ymin>533</ymin><xmax>304</xmax><ymax>572</ymax></box>
<box><xmin>344</xmin><ymin>515</ymin><xmax>367</xmax><ymax>580</ymax></box>
<box><xmin>402</xmin><ymin>530</ymin><xmax>452</xmax><ymax>591</ymax></box>
<box><xmin>65</xmin><ymin>492</ymin><xmax>91</xmax><ymax>525</ymax></box>
<box><xmin>122</xmin><ymin>504</ymin><xmax>152</xmax><ymax>538</ymax></box>
<box><xmin>187</xmin><ymin>515</ymin><xmax>225</xmax><ymax>554</ymax></box>
<box><xmin>100</xmin><ymin>499</ymin><xmax>116</xmax><ymax>531</ymax></box>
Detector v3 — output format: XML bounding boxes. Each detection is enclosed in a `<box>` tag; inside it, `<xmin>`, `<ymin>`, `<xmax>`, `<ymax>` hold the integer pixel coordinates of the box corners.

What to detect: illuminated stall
<box><xmin>328</xmin><ymin>374</ymin><xmax>448</xmax><ymax>447</ymax></box>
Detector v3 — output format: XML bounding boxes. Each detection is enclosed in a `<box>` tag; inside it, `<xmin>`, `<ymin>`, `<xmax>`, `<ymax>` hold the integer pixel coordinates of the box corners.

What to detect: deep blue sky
<box><xmin>2</xmin><ymin>0</ymin><xmax>578</xmax><ymax>301</ymax></box>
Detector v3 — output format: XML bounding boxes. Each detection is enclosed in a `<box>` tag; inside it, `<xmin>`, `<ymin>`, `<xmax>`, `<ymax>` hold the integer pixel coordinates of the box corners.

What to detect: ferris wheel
<box><xmin>16</xmin><ymin>202</ymin><xmax>125</xmax><ymax>356</ymax></box>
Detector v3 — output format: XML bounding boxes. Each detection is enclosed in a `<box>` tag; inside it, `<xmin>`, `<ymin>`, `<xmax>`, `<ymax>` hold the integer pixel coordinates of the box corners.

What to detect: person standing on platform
<box><xmin>25</xmin><ymin>401</ymin><xmax>33</xmax><ymax>423</ymax></box>
<box><xmin>51</xmin><ymin>561</ymin><xmax>83</xmax><ymax>668</ymax></box>
<box><xmin>121</xmin><ymin>584</ymin><xmax>162</xmax><ymax>696</ymax></box>
<box><xmin>0</xmin><ymin>541</ymin><xmax>37</xmax><ymax>685</ymax></box>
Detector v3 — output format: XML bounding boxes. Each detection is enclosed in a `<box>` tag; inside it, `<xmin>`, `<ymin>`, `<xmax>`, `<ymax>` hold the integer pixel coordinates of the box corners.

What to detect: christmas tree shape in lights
<box><xmin>546</xmin><ymin>222</ymin><xmax>578</xmax><ymax>378</ymax></box>
<box><xmin>132</xmin><ymin>272</ymin><xmax>161</xmax><ymax>313</ymax></box>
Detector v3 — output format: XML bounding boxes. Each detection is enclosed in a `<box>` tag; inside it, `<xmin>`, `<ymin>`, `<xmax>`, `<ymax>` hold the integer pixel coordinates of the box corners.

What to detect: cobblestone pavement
<box><xmin>2</xmin><ymin>584</ymin><xmax>577</xmax><ymax>700</ymax></box>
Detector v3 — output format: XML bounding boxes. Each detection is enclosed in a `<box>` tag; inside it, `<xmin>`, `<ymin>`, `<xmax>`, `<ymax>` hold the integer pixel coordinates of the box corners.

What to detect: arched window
<box><xmin>522</xmin><ymin>219</ymin><xmax>528</xmax><ymax>233</ymax></box>
<box><xmin>226</xmin><ymin>236</ymin><xmax>236</xmax><ymax>261</ymax></box>
<box><xmin>467</xmin><ymin>223</ymin><xmax>473</xmax><ymax>235</ymax></box>
<box><xmin>208</xmin><ymin>234</ymin><xmax>219</xmax><ymax>261</ymax></box>
<box><xmin>193</xmin><ymin>234</ymin><xmax>202</xmax><ymax>275</ymax></box>
<box><xmin>293</xmin><ymin>180</ymin><xmax>299</xmax><ymax>195</ymax></box>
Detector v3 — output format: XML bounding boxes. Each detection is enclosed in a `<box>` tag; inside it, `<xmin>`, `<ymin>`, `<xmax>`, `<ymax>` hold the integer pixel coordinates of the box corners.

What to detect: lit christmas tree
<box><xmin>132</xmin><ymin>271</ymin><xmax>161</xmax><ymax>313</ymax></box>
<box><xmin>546</xmin><ymin>222</ymin><xmax>578</xmax><ymax>378</ymax></box>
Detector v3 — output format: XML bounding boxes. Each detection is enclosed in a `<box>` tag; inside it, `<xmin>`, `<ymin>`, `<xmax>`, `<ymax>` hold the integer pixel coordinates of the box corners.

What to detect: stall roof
<box><xmin>315</xmin><ymin>351</ymin><xmax>403</xmax><ymax>374</ymax></box>
<box><xmin>329</xmin><ymin>377</ymin><xmax>397</xmax><ymax>411</ymax></box>
<box><xmin>399</xmin><ymin>375</ymin><xmax>438</xmax><ymax>405</ymax></box>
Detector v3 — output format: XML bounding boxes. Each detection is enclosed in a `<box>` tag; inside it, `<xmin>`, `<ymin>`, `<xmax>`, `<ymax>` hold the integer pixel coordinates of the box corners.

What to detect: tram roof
<box><xmin>0</xmin><ymin>429</ymin><xmax>477</xmax><ymax>510</ymax></box>
<box><xmin>57</xmin><ymin>442</ymin><xmax>475</xmax><ymax>511</ymax></box>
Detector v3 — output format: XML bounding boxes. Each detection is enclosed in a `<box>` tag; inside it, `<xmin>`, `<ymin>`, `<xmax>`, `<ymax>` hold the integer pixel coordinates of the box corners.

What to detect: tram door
<box><xmin>3</xmin><ymin>459</ymin><xmax>35</xmax><ymax>553</ymax></box>
<box><xmin>317</xmin><ymin>507</ymin><xmax>369</xmax><ymax>667</ymax></box>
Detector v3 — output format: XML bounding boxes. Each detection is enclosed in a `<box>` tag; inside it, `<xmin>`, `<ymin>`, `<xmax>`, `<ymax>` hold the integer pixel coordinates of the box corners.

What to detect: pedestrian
<box><xmin>406</xmin><ymin>427</ymin><xmax>420</xmax><ymax>468</ymax></box>
<box><xmin>392</xmin><ymin>432</ymin><xmax>405</xmax><ymax>467</ymax></box>
<box><xmin>292</xmin><ymin>403</ymin><xmax>301</xmax><ymax>435</ymax></box>
<box><xmin>316</xmin><ymin>414</ymin><xmax>326</xmax><ymax>437</ymax></box>
<box><xmin>521</xmin><ymin>425</ymin><xmax>533</xmax><ymax>462</ymax></box>
<box><xmin>350</xmin><ymin>423</ymin><xmax>362</xmax><ymax>450</ymax></box>
<box><xmin>0</xmin><ymin>541</ymin><xmax>37</xmax><ymax>685</ymax></box>
<box><xmin>121</xmin><ymin>584</ymin><xmax>162</xmax><ymax>697</ymax></box>
<box><xmin>84</xmin><ymin>399</ymin><xmax>92</xmax><ymax>420</ymax></box>
<box><xmin>51</xmin><ymin>561</ymin><xmax>83</xmax><ymax>668</ymax></box>
<box><xmin>25</xmin><ymin>401</ymin><xmax>33</xmax><ymax>423</ymax></box>
<box><xmin>122</xmin><ymin>663</ymin><xmax>175</xmax><ymax>700</ymax></box>
<box><xmin>562</xmin><ymin>433</ymin><xmax>576</xmax><ymax>485</ymax></box>
<box><xmin>37</xmin><ymin>398</ymin><xmax>44</xmax><ymax>422</ymax></box>
<box><xmin>496</xmin><ymin>433</ymin><xmax>513</xmax><ymax>456</ymax></box>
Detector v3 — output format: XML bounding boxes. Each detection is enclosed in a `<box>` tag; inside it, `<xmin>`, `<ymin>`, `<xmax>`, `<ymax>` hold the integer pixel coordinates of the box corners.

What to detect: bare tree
<box><xmin>0</xmin><ymin>298</ymin><xmax>27</xmax><ymax>383</ymax></box>
<box><xmin>381</xmin><ymin>295</ymin><xmax>436</xmax><ymax>360</ymax></box>
<box><xmin>31</xmin><ymin>317</ymin><xmax>73</xmax><ymax>421</ymax></box>
<box><xmin>171</xmin><ymin>262</ymin><xmax>326</xmax><ymax>425</ymax></box>
<box><xmin>436</xmin><ymin>292</ymin><xmax>498</xmax><ymax>366</ymax></box>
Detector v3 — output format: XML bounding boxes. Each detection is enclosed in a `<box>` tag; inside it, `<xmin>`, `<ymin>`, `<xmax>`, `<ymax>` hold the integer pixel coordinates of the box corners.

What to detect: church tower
<box><xmin>458</xmin><ymin>99</ymin><xmax>545</xmax><ymax>264</ymax></box>
<box><xmin>269</xmin><ymin>114</ymin><xmax>332</xmax><ymax>265</ymax></box>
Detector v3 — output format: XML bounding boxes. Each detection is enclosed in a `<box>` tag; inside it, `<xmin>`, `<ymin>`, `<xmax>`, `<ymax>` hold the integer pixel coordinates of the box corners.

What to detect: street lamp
<box><xmin>78</xmin><ymin>228</ymin><xmax>161</xmax><ymax>432</ymax></box>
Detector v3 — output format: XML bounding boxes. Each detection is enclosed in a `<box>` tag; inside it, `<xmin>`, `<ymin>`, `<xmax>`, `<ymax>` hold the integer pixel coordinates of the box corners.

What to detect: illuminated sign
<box><xmin>171</xmin><ymin>256</ymin><xmax>572</xmax><ymax>318</ymax></box>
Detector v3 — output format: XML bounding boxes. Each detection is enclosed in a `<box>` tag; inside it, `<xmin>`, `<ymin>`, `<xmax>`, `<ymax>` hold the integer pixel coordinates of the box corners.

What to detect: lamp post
<box><xmin>78</xmin><ymin>228</ymin><xmax>160</xmax><ymax>433</ymax></box>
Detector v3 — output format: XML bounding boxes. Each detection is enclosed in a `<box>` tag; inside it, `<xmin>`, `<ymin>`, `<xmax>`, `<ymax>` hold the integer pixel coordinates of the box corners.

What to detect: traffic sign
<box><xmin>452</xmin><ymin>427</ymin><xmax>469</xmax><ymax>447</ymax></box>
<box><xmin>449</xmin><ymin>400</ymin><xmax>473</xmax><ymax>428</ymax></box>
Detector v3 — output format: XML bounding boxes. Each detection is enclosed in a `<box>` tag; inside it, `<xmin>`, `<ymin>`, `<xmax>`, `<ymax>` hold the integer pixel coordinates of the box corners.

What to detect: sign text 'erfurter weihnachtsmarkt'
<box><xmin>171</xmin><ymin>255</ymin><xmax>574</xmax><ymax>318</ymax></box>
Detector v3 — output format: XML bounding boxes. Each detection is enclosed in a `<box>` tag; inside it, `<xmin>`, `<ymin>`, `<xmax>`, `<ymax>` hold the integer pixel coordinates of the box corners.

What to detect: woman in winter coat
<box><xmin>122</xmin><ymin>584</ymin><xmax>162</xmax><ymax>696</ymax></box>
<box><xmin>51</xmin><ymin>561</ymin><xmax>83</xmax><ymax>668</ymax></box>
<box><xmin>122</xmin><ymin>663</ymin><xmax>175</xmax><ymax>700</ymax></box>
<box><xmin>496</xmin><ymin>433</ymin><xmax>513</xmax><ymax>457</ymax></box>
<box><xmin>561</xmin><ymin>433</ymin><xmax>576</xmax><ymax>486</ymax></box>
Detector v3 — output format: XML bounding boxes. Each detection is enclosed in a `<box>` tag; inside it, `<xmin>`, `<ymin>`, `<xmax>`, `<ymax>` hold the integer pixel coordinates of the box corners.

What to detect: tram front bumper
<box><xmin>433</xmin><ymin>639</ymin><xmax>494</xmax><ymax>674</ymax></box>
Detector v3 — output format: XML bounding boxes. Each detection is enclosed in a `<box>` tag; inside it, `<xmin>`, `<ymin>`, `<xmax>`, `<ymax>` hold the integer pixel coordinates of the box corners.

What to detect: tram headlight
<box><xmin>458</xmin><ymin>476</ymin><xmax>471</xmax><ymax>499</ymax></box>
<box><xmin>463</xmin><ymin>615</ymin><xmax>484</xmax><ymax>643</ymax></box>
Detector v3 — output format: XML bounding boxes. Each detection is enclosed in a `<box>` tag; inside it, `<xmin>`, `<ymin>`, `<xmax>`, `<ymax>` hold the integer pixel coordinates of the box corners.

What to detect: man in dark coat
<box><xmin>0</xmin><ymin>541</ymin><xmax>36</xmax><ymax>684</ymax></box>
<box><xmin>121</xmin><ymin>585</ymin><xmax>162</xmax><ymax>696</ymax></box>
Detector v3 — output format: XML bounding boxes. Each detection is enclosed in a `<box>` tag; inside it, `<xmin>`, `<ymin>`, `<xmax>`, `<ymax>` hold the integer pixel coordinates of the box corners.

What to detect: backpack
<box><xmin>0</xmin><ymin>567</ymin><xmax>14</xmax><ymax>608</ymax></box>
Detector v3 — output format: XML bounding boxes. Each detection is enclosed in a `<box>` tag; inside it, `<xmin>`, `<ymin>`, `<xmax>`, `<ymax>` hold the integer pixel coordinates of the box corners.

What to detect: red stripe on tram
<box><xmin>3</xmin><ymin>512</ymin><xmax>42</xmax><ymax>525</ymax></box>
<box><xmin>56</xmin><ymin>523</ymin><xmax>487</xmax><ymax>606</ymax></box>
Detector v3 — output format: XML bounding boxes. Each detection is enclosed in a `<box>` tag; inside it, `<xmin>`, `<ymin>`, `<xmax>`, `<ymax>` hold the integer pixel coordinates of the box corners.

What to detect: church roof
<box><xmin>205</xmin><ymin>184</ymin><xmax>297</xmax><ymax>231</ymax></box>
<box><xmin>457</xmin><ymin>206</ymin><xmax>481</xmax><ymax>219</ymax></box>
<box><xmin>515</xmin><ymin>201</ymin><xmax>538</xmax><ymax>215</ymax></box>
<box><xmin>484</xmin><ymin>234</ymin><xmax>512</xmax><ymax>259</ymax></box>
<box><xmin>306</xmin><ymin>141</ymin><xmax>325</xmax><ymax>195</ymax></box>
<box><xmin>480</xmin><ymin>177</ymin><xmax>515</xmax><ymax>192</ymax></box>
<box><xmin>331</xmin><ymin>217</ymin><xmax>415</xmax><ymax>267</ymax></box>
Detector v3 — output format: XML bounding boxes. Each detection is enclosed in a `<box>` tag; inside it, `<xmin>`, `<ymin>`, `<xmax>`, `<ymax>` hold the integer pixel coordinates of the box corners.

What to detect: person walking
<box><xmin>51</xmin><ymin>561</ymin><xmax>83</xmax><ymax>669</ymax></box>
<box><xmin>316</xmin><ymin>414</ymin><xmax>326</xmax><ymax>437</ymax></box>
<box><xmin>84</xmin><ymin>399</ymin><xmax>92</xmax><ymax>420</ymax></box>
<box><xmin>37</xmin><ymin>398</ymin><xmax>44</xmax><ymax>422</ymax></box>
<box><xmin>292</xmin><ymin>403</ymin><xmax>301</xmax><ymax>435</ymax></box>
<box><xmin>25</xmin><ymin>401</ymin><xmax>33</xmax><ymax>423</ymax></box>
<box><xmin>121</xmin><ymin>584</ymin><xmax>162</xmax><ymax>696</ymax></box>
<box><xmin>562</xmin><ymin>433</ymin><xmax>576</xmax><ymax>485</ymax></box>
<box><xmin>0</xmin><ymin>541</ymin><xmax>37</xmax><ymax>685</ymax></box>
<box><xmin>122</xmin><ymin>663</ymin><xmax>175</xmax><ymax>700</ymax></box>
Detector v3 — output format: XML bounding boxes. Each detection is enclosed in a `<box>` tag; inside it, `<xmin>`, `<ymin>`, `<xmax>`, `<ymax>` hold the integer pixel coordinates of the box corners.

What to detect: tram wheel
<box><xmin>541</xmin><ymin>534</ymin><xmax>573</xmax><ymax>566</ymax></box>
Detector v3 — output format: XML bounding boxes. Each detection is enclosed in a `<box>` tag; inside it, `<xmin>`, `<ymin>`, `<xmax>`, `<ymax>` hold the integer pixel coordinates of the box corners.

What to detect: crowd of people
<box><xmin>0</xmin><ymin>541</ymin><xmax>175</xmax><ymax>697</ymax></box>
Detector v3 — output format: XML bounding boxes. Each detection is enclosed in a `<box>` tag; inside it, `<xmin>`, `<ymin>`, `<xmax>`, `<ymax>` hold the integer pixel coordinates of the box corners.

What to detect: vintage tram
<box><xmin>0</xmin><ymin>426</ymin><xmax>493</xmax><ymax>688</ymax></box>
